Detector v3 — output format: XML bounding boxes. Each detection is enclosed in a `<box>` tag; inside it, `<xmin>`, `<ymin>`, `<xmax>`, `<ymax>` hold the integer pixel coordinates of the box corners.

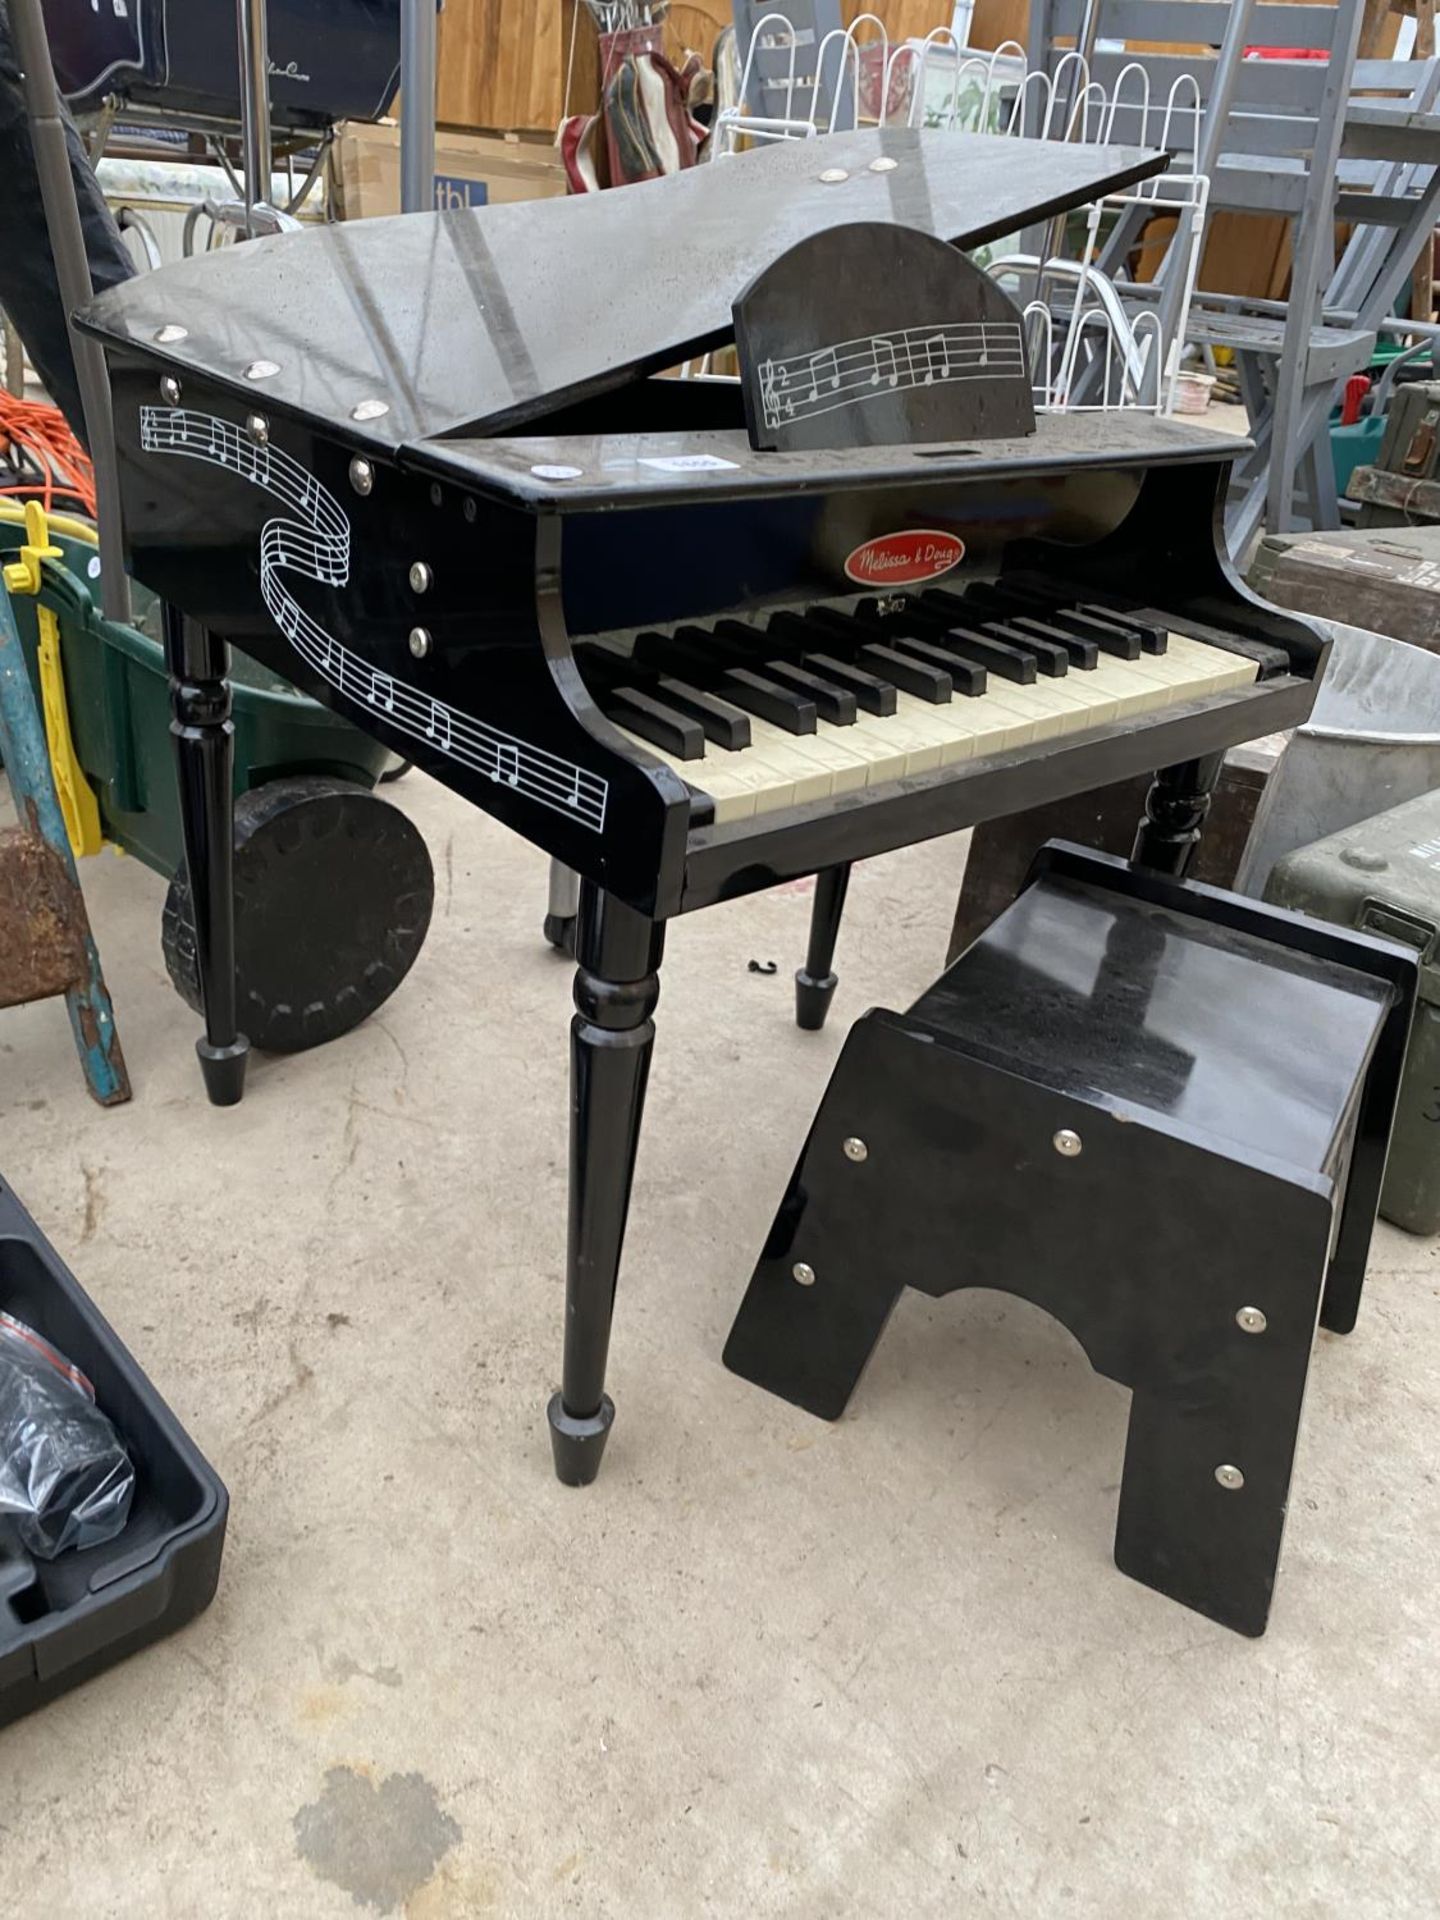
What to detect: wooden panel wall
<box><xmin>435</xmin><ymin>0</ymin><xmax>599</xmax><ymax>132</ymax></box>
<box><xmin>432</xmin><ymin>0</ymin><xmax>961</xmax><ymax>133</ymax></box>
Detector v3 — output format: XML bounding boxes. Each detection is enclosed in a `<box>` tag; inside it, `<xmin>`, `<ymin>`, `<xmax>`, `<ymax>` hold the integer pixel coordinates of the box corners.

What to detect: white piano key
<box><xmin>617</xmin><ymin>633</ymin><xmax>1260</xmax><ymax>825</ymax></box>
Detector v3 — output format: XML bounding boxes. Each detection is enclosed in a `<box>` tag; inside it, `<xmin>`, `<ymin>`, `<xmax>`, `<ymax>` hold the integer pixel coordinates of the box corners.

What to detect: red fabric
<box><xmin>565</xmin><ymin>29</ymin><xmax>704</xmax><ymax>193</ymax></box>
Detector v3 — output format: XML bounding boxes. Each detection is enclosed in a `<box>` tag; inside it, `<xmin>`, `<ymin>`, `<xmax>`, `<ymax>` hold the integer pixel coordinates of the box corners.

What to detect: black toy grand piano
<box><xmin>79</xmin><ymin>129</ymin><xmax>1327</xmax><ymax>1486</ymax></box>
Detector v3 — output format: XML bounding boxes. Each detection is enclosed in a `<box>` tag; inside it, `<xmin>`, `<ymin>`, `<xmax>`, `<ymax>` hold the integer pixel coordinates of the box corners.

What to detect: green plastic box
<box><xmin>0</xmin><ymin>509</ymin><xmax>388</xmax><ymax>875</ymax></box>
<box><xmin>1264</xmin><ymin>789</ymin><xmax>1440</xmax><ymax>1235</ymax></box>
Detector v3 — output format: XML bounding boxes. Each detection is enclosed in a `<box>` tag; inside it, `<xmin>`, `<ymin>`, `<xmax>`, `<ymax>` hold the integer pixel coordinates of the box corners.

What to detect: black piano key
<box><xmin>1006</xmin><ymin>616</ymin><xmax>1100</xmax><ymax>671</ymax></box>
<box><xmin>721</xmin><ymin>666</ymin><xmax>818</xmax><ymax>734</ymax></box>
<box><xmin>880</xmin><ymin>633</ymin><xmax>987</xmax><ymax>696</ymax></box>
<box><xmin>1076</xmin><ymin>603</ymin><xmax>1168</xmax><ymax>654</ymax></box>
<box><xmin>942</xmin><ymin>581</ymin><xmax>1079</xmax><ymax>637</ymax></box>
<box><xmin>795</xmin><ymin>603</ymin><xmax>899</xmax><ymax>657</ymax></box>
<box><xmin>604</xmin><ymin>687</ymin><xmax>706</xmax><ymax>760</ymax></box>
<box><xmin>667</xmin><ymin>621</ymin><xmax>774</xmax><ymax>672</ymax></box>
<box><xmin>633</xmin><ymin>627</ymin><xmax>726</xmax><ymax>676</ymax></box>
<box><xmin>878</xmin><ymin>599</ymin><xmax>1037</xmax><ymax>685</ymax></box>
<box><xmin>800</xmin><ymin>653</ymin><xmax>897</xmax><ymax>716</ymax></box>
<box><xmin>758</xmin><ymin>659</ymin><xmax>858</xmax><ymax>725</ymax></box>
<box><xmin>784</xmin><ymin>604</ymin><xmax>965</xmax><ymax>703</ymax></box>
<box><xmin>904</xmin><ymin>623</ymin><xmax>1034</xmax><ymax>685</ymax></box>
<box><xmin>653</xmin><ymin>676</ymin><xmax>751</xmax><ymax>750</ymax></box>
<box><xmin>1040</xmin><ymin>608</ymin><xmax>1142</xmax><ymax>660</ymax></box>
<box><xmin>981</xmin><ymin>620</ymin><xmax>1068</xmax><ymax>678</ymax></box>
<box><xmin>856</xmin><ymin>642</ymin><xmax>953</xmax><ymax>703</ymax></box>
<box><xmin>766</xmin><ymin>608</ymin><xmax>834</xmax><ymax>649</ymax></box>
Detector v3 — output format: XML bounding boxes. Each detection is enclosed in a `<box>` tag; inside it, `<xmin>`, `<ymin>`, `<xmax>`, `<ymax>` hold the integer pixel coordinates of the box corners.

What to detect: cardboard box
<box><xmin>331</xmin><ymin>121</ymin><xmax>568</xmax><ymax>220</ymax></box>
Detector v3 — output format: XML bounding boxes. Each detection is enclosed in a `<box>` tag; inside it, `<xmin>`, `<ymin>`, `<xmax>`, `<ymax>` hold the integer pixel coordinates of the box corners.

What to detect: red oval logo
<box><xmin>843</xmin><ymin>529</ymin><xmax>965</xmax><ymax>588</ymax></box>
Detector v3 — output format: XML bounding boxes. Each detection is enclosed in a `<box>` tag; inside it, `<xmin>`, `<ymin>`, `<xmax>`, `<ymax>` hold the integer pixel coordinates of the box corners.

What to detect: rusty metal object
<box><xmin>0</xmin><ymin>826</ymin><xmax>88</xmax><ymax>1007</ymax></box>
<box><xmin>1347</xmin><ymin>463</ymin><xmax>1440</xmax><ymax>521</ymax></box>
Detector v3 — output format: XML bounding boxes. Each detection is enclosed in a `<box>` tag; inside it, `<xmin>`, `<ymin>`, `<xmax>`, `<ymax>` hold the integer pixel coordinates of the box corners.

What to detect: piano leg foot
<box><xmin>1131</xmin><ymin>753</ymin><xmax>1226</xmax><ymax>878</ymax></box>
<box><xmin>795</xmin><ymin>863</ymin><xmax>851</xmax><ymax>1032</ymax></box>
<box><xmin>163</xmin><ymin>604</ymin><xmax>250</xmax><ymax>1106</ymax></box>
<box><xmin>197</xmin><ymin>1037</ymin><xmax>250</xmax><ymax>1108</ymax></box>
<box><xmin>550</xmin><ymin>884</ymin><xmax>665</xmax><ymax>1485</ymax></box>
<box><xmin>547</xmin><ymin>1391</ymin><xmax>616</xmax><ymax>1486</ymax></box>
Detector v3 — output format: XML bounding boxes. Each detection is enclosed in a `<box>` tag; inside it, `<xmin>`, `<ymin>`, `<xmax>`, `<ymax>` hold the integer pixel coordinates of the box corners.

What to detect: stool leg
<box><xmin>1320</xmin><ymin>986</ymin><xmax>1415</xmax><ymax>1334</ymax></box>
<box><xmin>1113</xmin><ymin>1245</ymin><xmax>1325</xmax><ymax>1636</ymax></box>
<box><xmin>162</xmin><ymin>603</ymin><xmax>249</xmax><ymax>1106</ymax></box>
<box><xmin>1132</xmin><ymin>752</ymin><xmax>1225</xmax><ymax>878</ymax></box>
<box><xmin>795</xmin><ymin>862</ymin><xmax>851</xmax><ymax>1031</ymax></box>
<box><xmin>725</xmin><ymin>1017</ymin><xmax>903</xmax><ymax>1418</ymax></box>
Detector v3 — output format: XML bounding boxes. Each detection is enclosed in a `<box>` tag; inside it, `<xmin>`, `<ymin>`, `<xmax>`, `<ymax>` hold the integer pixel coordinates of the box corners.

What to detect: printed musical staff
<box><xmin>758</xmin><ymin>321</ymin><xmax>1026</xmax><ymax>431</ymax></box>
<box><xmin>140</xmin><ymin>407</ymin><xmax>608</xmax><ymax>833</ymax></box>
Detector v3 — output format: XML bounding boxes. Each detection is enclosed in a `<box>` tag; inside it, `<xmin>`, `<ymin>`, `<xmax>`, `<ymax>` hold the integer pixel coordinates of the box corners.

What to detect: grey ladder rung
<box><xmin>1335</xmin><ymin>192</ymin><xmax>1428</xmax><ymax>228</ymax></box>
<box><xmin>1211</xmin><ymin>157</ymin><xmax>1310</xmax><ymax>215</ymax></box>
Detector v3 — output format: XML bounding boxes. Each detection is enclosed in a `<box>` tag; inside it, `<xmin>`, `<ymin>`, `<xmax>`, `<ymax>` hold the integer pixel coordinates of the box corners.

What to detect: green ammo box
<box><xmin>1264</xmin><ymin>789</ymin><xmax>1440</xmax><ymax>1235</ymax></box>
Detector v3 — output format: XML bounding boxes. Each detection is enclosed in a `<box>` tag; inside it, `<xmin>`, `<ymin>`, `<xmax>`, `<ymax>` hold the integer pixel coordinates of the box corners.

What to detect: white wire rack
<box><xmin>712</xmin><ymin>25</ymin><xmax>1213</xmax><ymax>417</ymax></box>
<box><xmin>715</xmin><ymin>12</ymin><xmax>893</xmax><ymax>154</ymax></box>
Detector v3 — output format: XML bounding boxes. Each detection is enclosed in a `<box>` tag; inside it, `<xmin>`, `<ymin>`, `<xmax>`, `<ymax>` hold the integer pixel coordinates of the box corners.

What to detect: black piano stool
<box><xmin>724</xmin><ymin>844</ymin><xmax>1417</xmax><ymax>1636</ymax></box>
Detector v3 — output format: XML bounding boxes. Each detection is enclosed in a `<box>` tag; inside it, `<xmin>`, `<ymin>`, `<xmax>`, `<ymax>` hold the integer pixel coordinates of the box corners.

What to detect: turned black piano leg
<box><xmin>548</xmin><ymin>881</ymin><xmax>665</xmax><ymax>1486</ymax></box>
<box><xmin>1131</xmin><ymin>752</ymin><xmax>1225</xmax><ymax>879</ymax></box>
<box><xmin>162</xmin><ymin>602</ymin><xmax>250</xmax><ymax>1106</ymax></box>
<box><xmin>795</xmin><ymin>862</ymin><xmax>852</xmax><ymax>1031</ymax></box>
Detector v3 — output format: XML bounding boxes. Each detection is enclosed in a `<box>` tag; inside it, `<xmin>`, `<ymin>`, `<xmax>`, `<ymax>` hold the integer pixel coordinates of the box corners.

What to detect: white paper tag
<box><xmin>638</xmin><ymin>454</ymin><xmax>740</xmax><ymax>473</ymax></box>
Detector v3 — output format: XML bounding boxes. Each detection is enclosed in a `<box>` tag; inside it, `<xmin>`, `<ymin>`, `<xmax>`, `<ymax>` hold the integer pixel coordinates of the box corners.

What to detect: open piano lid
<box><xmin>79</xmin><ymin>128</ymin><xmax>1168</xmax><ymax>450</ymax></box>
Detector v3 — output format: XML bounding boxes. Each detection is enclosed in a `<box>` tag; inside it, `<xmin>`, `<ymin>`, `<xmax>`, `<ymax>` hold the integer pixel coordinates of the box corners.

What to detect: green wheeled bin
<box><xmin>1264</xmin><ymin>787</ymin><xmax>1440</xmax><ymax>1234</ymax></box>
<box><xmin>0</xmin><ymin>505</ymin><xmax>434</xmax><ymax>1053</ymax></box>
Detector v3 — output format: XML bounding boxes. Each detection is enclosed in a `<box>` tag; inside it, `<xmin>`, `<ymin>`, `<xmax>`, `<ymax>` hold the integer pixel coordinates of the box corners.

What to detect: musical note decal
<box><xmin>757</xmin><ymin>320</ymin><xmax>1026</xmax><ymax>431</ymax></box>
<box><xmin>139</xmin><ymin>407</ymin><xmax>608</xmax><ymax>833</ymax></box>
<box><xmin>870</xmin><ymin>336</ymin><xmax>900</xmax><ymax>390</ymax></box>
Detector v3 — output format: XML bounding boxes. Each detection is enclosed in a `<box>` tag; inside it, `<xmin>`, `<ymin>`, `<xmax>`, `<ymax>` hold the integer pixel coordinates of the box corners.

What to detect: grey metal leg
<box><xmin>544</xmin><ymin>859</ymin><xmax>581</xmax><ymax>955</ymax></box>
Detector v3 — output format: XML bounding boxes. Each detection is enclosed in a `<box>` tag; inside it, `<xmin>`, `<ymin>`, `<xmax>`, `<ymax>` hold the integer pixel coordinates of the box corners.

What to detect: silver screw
<box><xmin>819</xmin><ymin>167</ymin><xmax>849</xmax><ymax>184</ymax></box>
<box><xmin>246</xmin><ymin>413</ymin><xmax>270</xmax><ymax>445</ymax></box>
<box><xmin>1236</xmin><ymin>1306</ymin><xmax>1268</xmax><ymax>1335</ymax></box>
<box><xmin>843</xmin><ymin>1137</ymin><xmax>869</xmax><ymax>1163</ymax></box>
<box><xmin>792</xmin><ymin>1262</ymin><xmax>816</xmax><ymax>1287</ymax></box>
<box><xmin>430</xmin><ymin>483</ymin><xmax>444</xmax><ymax>507</ymax></box>
<box><xmin>154</xmin><ymin>323</ymin><xmax>188</xmax><ymax>345</ymax></box>
<box><xmin>348</xmin><ymin>457</ymin><xmax>374</xmax><ymax>496</ymax></box>
<box><xmin>408</xmin><ymin>627</ymin><xmax>432</xmax><ymax>660</ymax></box>
<box><xmin>244</xmin><ymin>359</ymin><xmax>280</xmax><ymax>381</ymax></box>
<box><xmin>1214</xmin><ymin>1464</ymin><xmax>1245</xmax><ymax>1492</ymax></box>
<box><xmin>463</xmin><ymin>498</ymin><xmax>478</xmax><ymax>524</ymax></box>
<box><xmin>868</xmin><ymin>156</ymin><xmax>899</xmax><ymax>173</ymax></box>
<box><xmin>409</xmin><ymin>561</ymin><xmax>433</xmax><ymax>594</ymax></box>
<box><xmin>159</xmin><ymin>375</ymin><xmax>182</xmax><ymax>406</ymax></box>
<box><xmin>1053</xmin><ymin>1128</ymin><xmax>1083</xmax><ymax>1158</ymax></box>
<box><xmin>351</xmin><ymin>398</ymin><xmax>389</xmax><ymax>422</ymax></box>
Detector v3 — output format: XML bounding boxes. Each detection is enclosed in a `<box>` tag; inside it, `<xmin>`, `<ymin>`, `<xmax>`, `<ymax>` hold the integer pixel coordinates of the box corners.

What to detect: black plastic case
<box><xmin>0</xmin><ymin>1176</ymin><xmax>227</xmax><ymax>1728</ymax></box>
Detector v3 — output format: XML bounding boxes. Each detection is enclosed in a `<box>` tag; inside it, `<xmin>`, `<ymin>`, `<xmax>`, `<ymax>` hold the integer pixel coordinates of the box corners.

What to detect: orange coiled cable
<box><xmin>0</xmin><ymin>393</ymin><xmax>98</xmax><ymax>520</ymax></box>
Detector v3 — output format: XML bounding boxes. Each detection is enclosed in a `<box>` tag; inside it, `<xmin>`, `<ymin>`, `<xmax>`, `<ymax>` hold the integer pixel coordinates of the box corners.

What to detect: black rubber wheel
<box><xmin>162</xmin><ymin>776</ymin><xmax>435</xmax><ymax>1054</ymax></box>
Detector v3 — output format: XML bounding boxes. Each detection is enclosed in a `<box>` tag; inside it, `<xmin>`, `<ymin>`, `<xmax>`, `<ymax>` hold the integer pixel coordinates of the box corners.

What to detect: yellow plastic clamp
<box><xmin>3</xmin><ymin>500</ymin><xmax>103</xmax><ymax>858</ymax></box>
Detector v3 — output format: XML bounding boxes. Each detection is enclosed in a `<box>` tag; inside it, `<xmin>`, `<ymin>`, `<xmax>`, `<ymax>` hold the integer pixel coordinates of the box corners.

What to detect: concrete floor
<box><xmin>2</xmin><ymin>775</ymin><xmax>1438</xmax><ymax>1918</ymax></box>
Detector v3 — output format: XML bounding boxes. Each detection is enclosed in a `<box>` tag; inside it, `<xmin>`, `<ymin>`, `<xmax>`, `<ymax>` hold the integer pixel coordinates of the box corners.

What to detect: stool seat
<box><xmin>724</xmin><ymin>844</ymin><xmax>1417</xmax><ymax>1636</ymax></box>
<box><xmin>914</xmin><ymin>870</ymin><xmax>1394</xmax><ymax>1183</ymax></box>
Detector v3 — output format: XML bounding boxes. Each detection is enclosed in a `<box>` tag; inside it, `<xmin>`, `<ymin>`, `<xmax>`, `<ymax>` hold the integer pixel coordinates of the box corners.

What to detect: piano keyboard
<box><xmin>580</xmin><ymin>584</ymin><xmax>1262</xmax><ymax>824</ymax></box>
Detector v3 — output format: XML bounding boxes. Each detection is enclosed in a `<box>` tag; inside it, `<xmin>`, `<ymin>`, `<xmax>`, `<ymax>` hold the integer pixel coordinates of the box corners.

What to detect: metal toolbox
<box><xmin>1264</xmin><ymin>788</ymin><xmax>1440</xmax><ymax>1234</ymax></box>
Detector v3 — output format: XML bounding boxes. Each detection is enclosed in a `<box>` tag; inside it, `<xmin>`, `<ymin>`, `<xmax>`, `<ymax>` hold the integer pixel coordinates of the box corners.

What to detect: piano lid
<box><xmin>79</xmin><ymin>128</ymin><xmax>1167</xmax><ymax>450</ymax></box>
